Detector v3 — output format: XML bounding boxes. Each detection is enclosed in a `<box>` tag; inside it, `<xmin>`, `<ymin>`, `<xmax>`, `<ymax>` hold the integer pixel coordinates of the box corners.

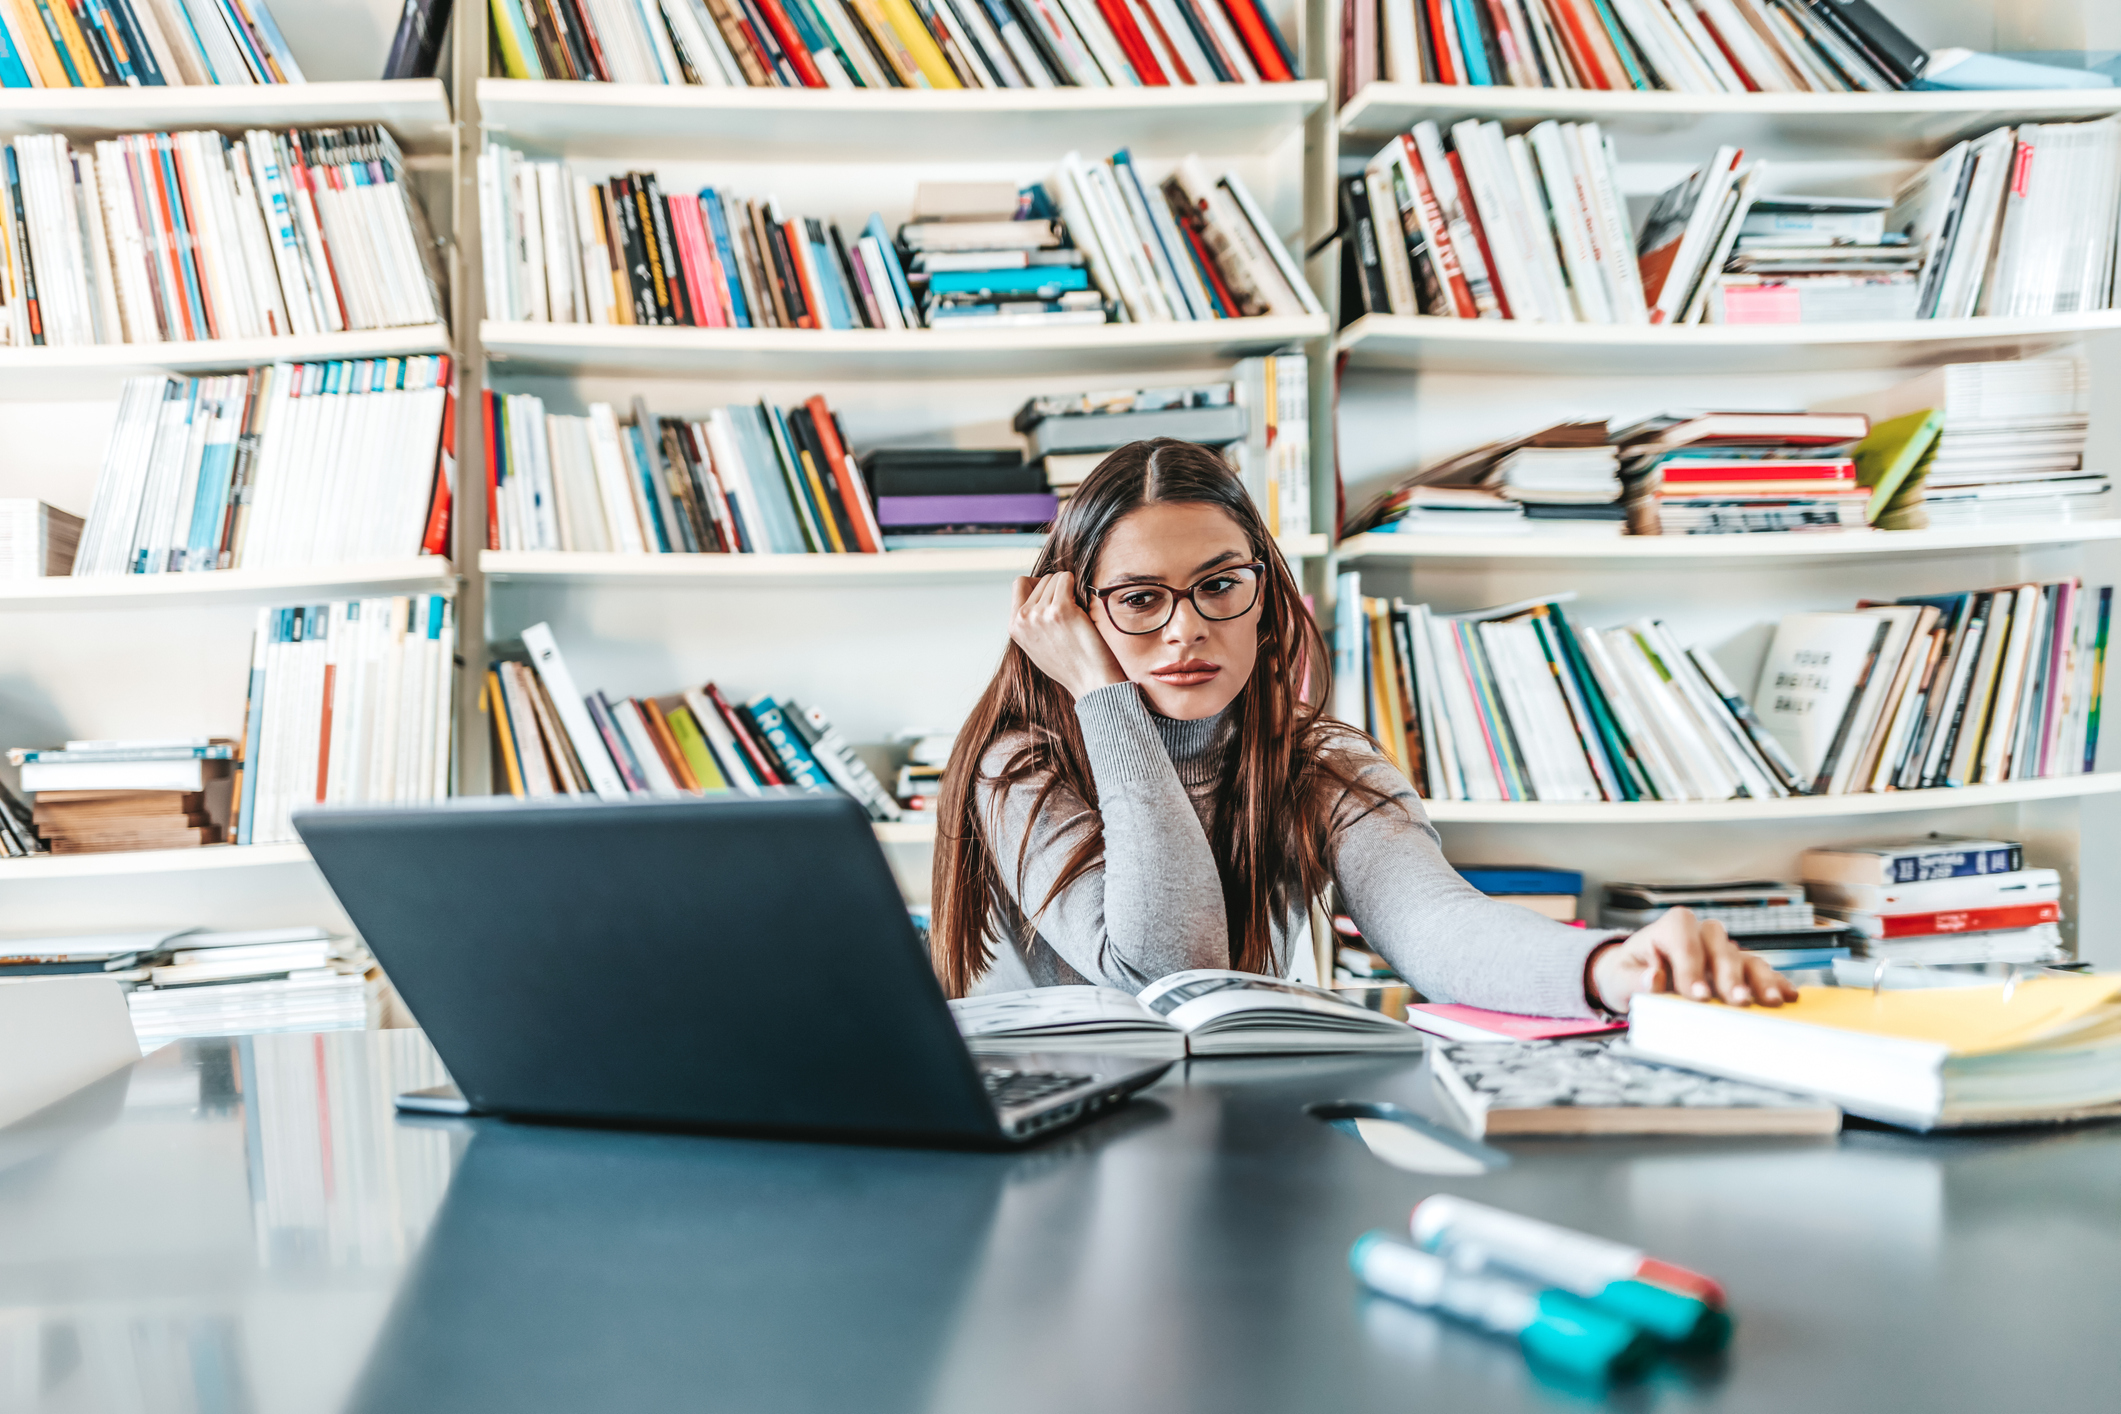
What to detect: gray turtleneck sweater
<box><xmin>975</xmin><ymin>682</ymin><xmax>1620</xmax><ymax>1018</ymax></box>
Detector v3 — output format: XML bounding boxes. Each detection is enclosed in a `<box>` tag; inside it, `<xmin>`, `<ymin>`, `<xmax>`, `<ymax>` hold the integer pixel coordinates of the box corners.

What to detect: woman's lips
<box><xmin>1150</xmin><ymin>660</ymin><xmax>1220</xmax><ymax>687</ymax></box>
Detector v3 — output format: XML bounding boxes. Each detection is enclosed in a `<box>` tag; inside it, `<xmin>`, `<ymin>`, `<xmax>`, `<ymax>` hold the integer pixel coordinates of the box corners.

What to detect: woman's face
<box><xmin>1086</xmin><ymin>502</ymin><xmax>1263</xmax><ymax>721</ymax></box>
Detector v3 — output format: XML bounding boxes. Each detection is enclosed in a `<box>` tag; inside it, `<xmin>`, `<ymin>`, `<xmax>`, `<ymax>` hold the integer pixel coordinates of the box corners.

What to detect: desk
<box><xmin>1</xmin><ymin>1031</ymin><xmax>2117</xmax><ymax>1412</ymax></box>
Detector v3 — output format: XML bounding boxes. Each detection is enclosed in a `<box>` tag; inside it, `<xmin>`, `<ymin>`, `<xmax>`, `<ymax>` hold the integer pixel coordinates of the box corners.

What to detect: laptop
<box><xmin>292</xmin><ymin>791</ymin><xmax>1171</xmax><ymax>1146</ymax></box>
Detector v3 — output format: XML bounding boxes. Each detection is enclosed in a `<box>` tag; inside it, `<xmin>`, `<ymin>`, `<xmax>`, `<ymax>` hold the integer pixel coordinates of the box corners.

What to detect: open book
<box><xmin>951</xmin><ymin>971</ymin><xmax>1427</xmax><ymax>1058</ymax></box>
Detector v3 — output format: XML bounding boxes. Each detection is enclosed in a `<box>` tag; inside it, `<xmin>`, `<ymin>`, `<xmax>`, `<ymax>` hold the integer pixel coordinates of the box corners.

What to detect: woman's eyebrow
<box><xmin>1190</xmin><ymin>550</ymin><xmax>1246</xmax><ymax>574</ymax></box>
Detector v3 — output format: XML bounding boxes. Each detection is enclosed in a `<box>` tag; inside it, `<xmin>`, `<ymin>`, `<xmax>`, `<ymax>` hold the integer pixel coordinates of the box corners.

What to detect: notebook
<box><xmin>1626</xmin><ymin>975</ymin><xmax>2121</xmax><ymax>1130</ymax></box>
<box><xmin>1430</xmin><ymin>1040</ymin><xmax>1841</xmax><ymax>1137</ymax></box>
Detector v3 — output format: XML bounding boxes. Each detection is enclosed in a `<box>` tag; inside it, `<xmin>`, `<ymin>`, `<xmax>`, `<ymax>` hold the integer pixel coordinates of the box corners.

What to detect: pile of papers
<box><xmin>0</xmin><ymin>926</ymin><xmax>378</xmax><ymax>1052</ymax></box>
<box><xmin>0</xmin><ymin>500</ymin><xmax>82</xmax><ymax>578</ymax></box>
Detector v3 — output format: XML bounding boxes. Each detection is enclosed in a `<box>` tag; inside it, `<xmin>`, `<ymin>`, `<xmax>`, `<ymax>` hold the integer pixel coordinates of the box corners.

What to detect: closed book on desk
<box><xmin>1627</xmin><ymin>975</ymin><xmax>2121</xmax><ymax>1130</ymax></box>
<box><xmin>1431</xmin><ymin>1040</ymin><xmax>1842</xmax><ymax>1137</ymax></box>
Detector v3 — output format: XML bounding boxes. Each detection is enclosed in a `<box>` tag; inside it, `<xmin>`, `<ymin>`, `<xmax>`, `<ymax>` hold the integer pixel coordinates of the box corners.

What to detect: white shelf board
<box><xmin>1423</xmin><ymin>775</ymin><xmax>2121</xmax><ymax>825</ymax></box>
<box><xmin>483</xmin><ymin>536</ymin><xmax>1329</xmax><ymax>588</ymax></box>
<box><xmin>0</xmin><ymin>324</ymin><xmax>454</xmax><ymax>392</ymax></box>
<box><xmin>1334</xmin><ymin>311</ymin><xmax>2121</xmax><ymax>376</ymax></box>
<box><xmin>482</xmin><ymin>317</ymin><xmax>1327</xmax><ymax>381</ymax></box>
<box><xmin>0</xmin><ymin>558</ymin><xmax>457</xmax><ymax>611</ymax></box>
<box><xmin>0</xmin><ymin>80</ymin><xmax>453</xmax><ymax>154</ymax></box>
<box><xmin>1337</xmin><ymin>523</ymin><xmax>2121</xmax><ymax>568</ymax></box>
<box><xmin>478</xmin><ymin>79</ymin><xmax>1326</xmax><ymax>160</ymax></box>
<box><xmin>0</xmin><ymin>842</ymin><xmax>314</xmax><ymax>882</ymax></box>
<box><xmin>1336</xmin><ymin>82</ymin><xmax>2121</xmax><ymax>157</ymax></box>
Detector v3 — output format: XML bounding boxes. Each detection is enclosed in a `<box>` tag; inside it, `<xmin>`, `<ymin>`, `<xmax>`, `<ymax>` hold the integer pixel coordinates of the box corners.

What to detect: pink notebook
<box><xmin>1407</xmin><ymin>1003</ymin><xmax>1626</xmax><ymax>1043</ymax></box>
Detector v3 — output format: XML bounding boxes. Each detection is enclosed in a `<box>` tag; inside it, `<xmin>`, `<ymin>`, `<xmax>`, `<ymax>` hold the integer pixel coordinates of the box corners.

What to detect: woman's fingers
<box><xmin>1745</xmin><ymin>952</ymin><xmax>1799</xmax><ymax>1005</ymax></box>
<box><xmin>1659</xmin><ymin>910</ymin><xmax>1712</xmax><ymax>1000</ymax></box>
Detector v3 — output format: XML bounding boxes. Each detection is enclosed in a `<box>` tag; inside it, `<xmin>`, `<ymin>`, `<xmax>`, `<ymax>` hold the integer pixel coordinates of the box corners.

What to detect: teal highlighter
<box><xmin>1349</xmin><ymin>1232</ymin><xmax>1658</xmax><ymax>1383</ymax></box>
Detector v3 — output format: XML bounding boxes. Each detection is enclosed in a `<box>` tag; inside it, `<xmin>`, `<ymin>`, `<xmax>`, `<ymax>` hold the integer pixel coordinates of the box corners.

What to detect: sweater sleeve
<box><xmin>976</xmin><ymin>683</ymin><xmax>1231</xmax><ymax>992</ymax></box>
<box><xmin>1330</xmin><ymin>746</ymin><xmax>1622</xmax><ymax>1019</ymax></box>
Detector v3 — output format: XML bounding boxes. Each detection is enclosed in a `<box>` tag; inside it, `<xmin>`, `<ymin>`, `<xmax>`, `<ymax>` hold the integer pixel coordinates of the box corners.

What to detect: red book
<box><xmin>804</xmin><ymin>395</ymin><xmax>883</xmax><ymax>553</ymax></box>
<box><xmin>315</xmin><ymin>661</ymin><xmax>334</xmax><ymax>804</ymax></box>
<box><xmin>1446</xmin><ymin>148</ymin><xmax>1511</xmax><ymax>320</ymax></box>
<box><xmin>1545</xmin><ymin>0</ymin><xmax>1616</xmax><ymax>89</ymax></box>
<box><xmin>1871</xmin><ymin>902</ymin><xmax>2061</xmax><ymax>939</ymax></box>
<box><xmin>1421</xmin><ymin>0</ymin><xmax>1457</xmax><ymax>84</ymax></box>
<box><xmin>668</xmin><ymin>199</ymin><xmax>722</xmax><ymax>328</ymax></box>
<box><xmin>422</xmin><ymin>361</ymin><xmax>457</xmax><ymax>557</ymax></box>
<box><xmin>1217</xmin><ymin>0</ymin><xmax>1292</xmax><ymax>79</ymax></box>
<box><xmin>1659</xmin><ymin>461</ymin><xmax>1858</xmax><ymax>483</ymax></box>
<box><xmin>482</xmin><ymin>389</ymin><xmax>500</xmax><ymax>553</ymax></box>
<box><xmin>1399</xmin><ymin>137</ymin><xmax>1476</xmax><ymax>319</ymax></box>
<box><xmin>1093</xmin><ymin>0</ymin><xmax>1167</xmax><ymax>82</ymax></box>
<box><xmin>704</xmin><ymin>682</ymin><xmax>786</xmax><ymax>786</ymax></box>
<box><xmin>782</xmin><ymin>217</ymin><xmax>824</xmax><ymax>331</ymax></box>
<box><xmin>1128</xmin><ymin>0</ymin><xmax>1194</xmax><ymax>81</ymax></box>
<box><xmin>749</xmin><ymin>0</ymin><xmax>826</xmax><ymax>86</ymax></box>
<box><xmin>1179</xmin><ymin>218</ymin><xmax>1239</xmax><ymax>316</ymax></box>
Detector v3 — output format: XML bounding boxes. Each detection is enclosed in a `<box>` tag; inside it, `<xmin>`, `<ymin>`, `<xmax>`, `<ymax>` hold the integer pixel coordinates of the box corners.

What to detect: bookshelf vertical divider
<box><xmin>452</xmin><ymin>2</ymin><xmax>493</xmax><ymax>797</ymax></box>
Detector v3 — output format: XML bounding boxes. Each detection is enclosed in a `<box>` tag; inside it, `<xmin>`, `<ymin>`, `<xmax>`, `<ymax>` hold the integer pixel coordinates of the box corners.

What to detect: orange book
<box><xmin>639</xmin><ymin>698</ymin><xmax>700</xmax><ymax>793</ymax></box>
<box><xmin>803</xmin><ymin>395</ymin><xmax>882</xmax><ymax>554</ymax></box>
<box><xmin>8</xmin><ymin>0</ymin><xmax>72</xmax><ymax>86</ymax></box>
<box><xmin>486</xmin><ymin>671</ymin><xmax>526</xmax><ymax>798</ymax></box>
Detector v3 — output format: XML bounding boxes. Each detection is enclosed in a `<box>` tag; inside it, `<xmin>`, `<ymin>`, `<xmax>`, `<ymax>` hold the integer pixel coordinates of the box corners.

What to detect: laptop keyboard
<box><xmin>982</xmin><ymin>1069</ymin><xmax>1092</xmax><ymax>1108</ymax></box>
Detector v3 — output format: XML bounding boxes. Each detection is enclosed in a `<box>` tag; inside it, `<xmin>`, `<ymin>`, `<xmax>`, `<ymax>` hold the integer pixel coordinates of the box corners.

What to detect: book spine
<box><xmin>739</xmin><ymin>695</ymin><xmax>833</xmax><ymax>791</ymax></box>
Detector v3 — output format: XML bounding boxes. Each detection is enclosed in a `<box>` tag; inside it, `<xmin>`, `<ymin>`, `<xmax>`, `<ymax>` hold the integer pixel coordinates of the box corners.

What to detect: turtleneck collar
<box><xmin>1147</xmin><ymin>698</ymin><xmax>1237</xmax><ymax>788</ymax></box>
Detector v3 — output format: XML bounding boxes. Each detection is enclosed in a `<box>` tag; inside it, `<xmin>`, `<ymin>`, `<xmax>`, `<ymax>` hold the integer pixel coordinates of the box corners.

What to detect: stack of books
<box><xmin>487</xmin><ymin>392</ymin><xmax>888</xmax><ymax>555</ymax></box>
<box><xmin>235</xmin><ymin>597</ymin><xmax>457</xmax><ymax>845</ymax></box>
<box><xmin>1803</xmin><ymin>839</ymin><xmax>2066</xmax><ymax>967</ymax></box>
<box><xmin>1</xmin><ymin>127</ymin><xmax>444</xmax><ymax>348</ymax></box>
<box><xmin>0</xmin><ymin>0</ymin><xmax>307</xmax><ymax>87</ymax></box>
<box><xmin>860</xmin><ymin>449</ymin><xmax>1055</xmax><ymax>551</ymax></box>
<box><xmin>0</xmin><ymin>500</ymin><xmax>83</xmax><ymax>577</ymax></box>
<box><xmin>120</xmin><ymin>927</ymin><xmax>378</xmax><ymax>1052</ymax></box>
<box><xmin>1014</xmin><ymin>357</ymin><xmax>1307</xmax><ymax>535</ymax></box>
<box><xmin>494</xmin><ymin>623</ymin><xmax>902</xmax><ymax>820</ymax></box>
<box><xmin>0</xmin><ymin>780</ymin><xmax>34</xmax><ymax>856</ymax></box>
<box><xmin>489</xmin><ymin>0</ymin><xmax>1300</xmax><ymax>86</ymax></box>
<box><xmin>1340</xmin><ymin>115</ymin><xmax>2121</xmax><ymax>327</ymax></box>
<box><xmin>893</xmin><ymin>731</ymin><xmax>954</xmax><ymax>812</ymax></box>
<box><xmin>1495</xmin><ymin>441</ymin><xmax>1623</xmax><ymax>530</ymax></box>
<box><xmin>1336</xmin><ymin>581</ymin><xmax>1802</xmax><ymax>803</ymax></box>
<box><xmin>1754</xmin><ymin>583</ymin><xmax>2111</xmax><ymax>796</ymax></box>
<box><xmin>479</xmin><ymin>146</ymin><xmax>1315</xmax><ymax>331</ymax></box>
<box><xmin>1823</xmin><ymin>358</ymin><xmax>2110</xmax><ymax>530</ymax></box>
<box><xmin>1343</xmin><ymin>0</ymin><xmax>1940</xmax><ymax>94</ymax></box>
<box><xmin>1618</xmin><ymin>411</ymin><xmax>1872</xmax><ymax>536</ymax></box>
<box><xmin>1599</xmin><ymin>880</ymin><xmax>1851</xmax><ymax>969</ymax></box>
<box><xmin>1344</xmin><ymin>419</ymin><xmax>1612</xmax><ymax>537</ymax></box>
<box><xmin>4</xmin><ymin>739</ymin><xmax>234</xmax><ymax>854</ymax></box>
<box><xmin>1456</xmin><ymin>864</ymin><xmax>1581</xmax><ymax>920</ymax></box>
<box><xmin>71</xmin><ymin>361</ymin><xmax>454</xmax><ymax>577</ymax></box>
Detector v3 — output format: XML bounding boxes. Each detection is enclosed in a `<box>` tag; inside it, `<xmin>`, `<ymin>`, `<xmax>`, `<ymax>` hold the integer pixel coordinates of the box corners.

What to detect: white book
<box><xmin>1680</xmin><ymin>165</ymin><xmax>1759</xmax><ymax>325</ymax></box>
<box><xmin>1054</xmin><ymin>0</ymin><xmax>1136</xmax><ymax>84</ymax></box>
<box><xmin>1053</xmin><ymin>153</ymin><xmax>1141</xmax><ymax>322</ymax></box>
<box><xmin>1451</xmin><ymin>120</ymin><xmax>1548</xmax><ymax>323</ymax></box>
<box><xmin>1109</xmin><ymin>158</ymin><xmax>1197</xmax><ymax>318</ymax></box>
<box><xmin>1527</xmin><ymin>121</ymin><xmax>1612</xmax><ymax>324</ymax></box>
<box><xmin>586</xmin><ymin>403</ymin><xmax>649</xmax><ymax>553</ymax></box>
<box><xmin>613</xmin><ymin>698</ymin><xmax>684</xmax><ymax>797</ymax></box>
<box><xmin>522</xmin><ymin>622</ymin><xmax>629</xmax><ymax>800</ymax></box>
<box><xmin>1822</xmin><ymin>607</ymin><xmax>1922</xmax><ymax>796</ymax></box>
<box><xmin>73</xmin><ymin>151</ymin><xmax>123</xmax><ymax>345</ymax></box>
<box><xmin>1501</xmin><ymin>132</ymin><xmax>1576</xmax><ymax>323</ymax></box>
<box><xmin>1752</xmin><ymin>611</ymin><xmax>1891</xmax><ymax>792</ymax></box>
<box><xmin>1659</xmin><ymin>0</ymin><xmax>1746</xmax><ymax>91</ymax></box>
<box><xmin>1139</xmin><ymin>0</ymin><xmax>1214</xmax><ymax>84</ymax></box>
<box><xmin>1085</xmin><ymin>160</ymin><xmax>1173</xmax><ymax>321</ymax></box>
<box><xmin>1222</xmin><ymin>167</ymin><xmax>1324</xmax><ymax>317</ymax></box>
<box><xmin>954</xmin><ymin>975</ymin><xmax>1424</xmax><ymax>1058</ymax></box>
<box><xmin>1978</xmin><ymin>586</ymin><xmax>2042</xmax><ymax>785</ymax></box>
<box><xmin>1644</xmin><ymin>619</ymin><xmax>1783</xmax><ymax>798</ymax></box>
<box><xmin>1023</xmin><ymin>0</ymin><xmax>1110</xmax><ymax>86</ymax></box>
<box><xmin>683</xmin><ymin>686</ymin><xmax>762</xmax><ymax>793</ymax></box>
<box><xmin>1190</xmin><ymin>0</ymin><xmax>1257</xmax><ymax>80</ymax></box>
<box><xmin>703</xmin><ymin>409</ymin><xmax>774</xmax><ymax>554</ymax></box>
<box><xmin>1428</xmin><ymin>615</ymin><xmax>1505</xmax><ymax>801</ymax></box>
<box><xmin>536</xmin><ymin>161</ymin><xmax>579</xmax><ymax>323</ymax></box>
<box><xmin>1691</xmin><ymin>0</ymin><xmax>1790</xmax><ymax>91</ymax></box>
<box><xmin>1579</xmin><ymin>123</ymin><xmax>1649</xmax><ymax>321</ymax></box>
<box><xmin>1363</xmin><ymin>162</ymin><xmax>1418</xmax><ymax>316</ymax></box>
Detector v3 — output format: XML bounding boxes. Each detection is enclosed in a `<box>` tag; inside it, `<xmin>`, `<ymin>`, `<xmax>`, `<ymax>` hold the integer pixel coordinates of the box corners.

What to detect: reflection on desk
<box><xmin>3</xmin><ymin>1034</ymin><xmax>2121</xmax><ymax>1412</ymax></box>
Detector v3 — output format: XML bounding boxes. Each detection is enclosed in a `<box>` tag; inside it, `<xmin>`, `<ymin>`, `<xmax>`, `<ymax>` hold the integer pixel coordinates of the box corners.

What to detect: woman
<box><xmin>932</xmin><ymin>439</ymin><xmax>1795</xmax><ymax>1019</ymax></box>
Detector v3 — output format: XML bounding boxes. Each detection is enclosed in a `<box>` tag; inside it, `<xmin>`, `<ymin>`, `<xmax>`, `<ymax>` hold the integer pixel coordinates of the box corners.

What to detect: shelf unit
<box><xmin>477</xmin><ymin>78</ymin><xmax>1328</xmax><ymax>159</ymax></box>
<box><xmin>0</xmin><ymin>558</ymin><xmax>457</xmax><ymax>610</ymax></box>
<box><xmin>0</xmin><ymin>79</ymin><xmax>454</xmax><ymax>153</ymax></box>
<box><xmin>483</xmin><ymin>317</ymin><xmax>1332</xmax><ymax>380</ymax></box>
<box><xmin>1316</xmin><ymin>4</ymin><xmax>2121</xmax><ymax>965</ymax></box>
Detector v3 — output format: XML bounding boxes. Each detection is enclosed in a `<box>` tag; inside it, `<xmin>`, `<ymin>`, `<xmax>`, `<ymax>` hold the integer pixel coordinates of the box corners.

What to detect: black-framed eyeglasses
<box><xmin>1087</xmin><ymin>562</ymin><xmax>1267</xmax><ymax>635</ymax></box>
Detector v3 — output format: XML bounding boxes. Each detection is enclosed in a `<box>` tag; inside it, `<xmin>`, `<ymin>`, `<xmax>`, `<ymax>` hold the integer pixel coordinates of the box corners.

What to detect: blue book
<box><xmin>185</xmin><ymin>383</ymin><xmax>242</xmax><ymax>570</ymax></box>
<box><xmin>157</xmin><ymin>138</ymin><xmax>209</xmax><ymax>338</ymax></box>
<box><xmin>239</xmin><ymin>0</ymin><xmax>304</xmax><ymax>80</ymax></box>
<box><xmin>590</xmin><ymin>693</ymin><xmax>650</xmax><ymax>793</ymax></box>
<box><xmin>1455</xmin><ymin>866</ymin><xmax>1584</xmax><ymax>896</ymax></box>
<box><xmin>235</xmin><ymin>610</ymin><xmax>279</xmax><ymax>845</ymax></box>
<box><xmin>763</xmin><ymin>402</ymin><xmax>830</xmax><ymax>550</ymax></box>
<box><xmin>740</xmin><ymin>696</ymin><xmax>833</xmax><ymax>793</ymax></box>
<box><xmin>1448</xmin><ymin>0</ymin><xmax>1492</xmax><ymax>84</ymax></box>
<box><xmin>626</xmin><ymin>422</ymin><xmax>674</xmax><ymax>551</ymax></box>
<box><xmin>0</xmin><ymin>8</ymin><xmax>34</xmax><ymax>85</ymax></box>
<box><xmin>1756</xmin><ymin>947</ymin><xmax>1852</xmax><ymax>972</ymax></box>
<box><xmin>927</xmin><ymin>267</ymin><xmax>1090</xmax><ymax>295</ymax></box>
<box><xmin>861</xmin><ymin>213</ymin><xmax>918</xmax><ymax>324</ymax></box>
<box><xmin>83</xmin><ymin>0</ymin><xmax>141</xmax><ymax>85</ymax></box>
<box><xmin>698</xmin><ymin>191</ymin><xmax>753</xmax><ymax>328</ymax></box>
<box><xmin>807</xmin><ymin>232</ymin><xmax>856</xmax><ymax>329</ymax></box>
<box><xmin>729</xmin><ymin>407</ymin><xmax>809</xmax><ymax>554</ymax></box>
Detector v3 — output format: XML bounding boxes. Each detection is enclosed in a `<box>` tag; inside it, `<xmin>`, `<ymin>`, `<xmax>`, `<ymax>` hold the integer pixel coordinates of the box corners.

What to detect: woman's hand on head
<box><xmin>1010</xmin><ymin>573</ymin><xmax>1128</xmax><ymax>702</ymax></box>
<box><xmin>1585</xmin><ymin>906</ymin><xmax>1798</xmax><ymax>1015</ymax></box>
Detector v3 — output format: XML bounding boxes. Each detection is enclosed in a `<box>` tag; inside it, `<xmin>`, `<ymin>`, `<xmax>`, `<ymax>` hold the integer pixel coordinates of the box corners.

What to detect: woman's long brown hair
<box><xmin>930</xmin><ymin>438</ymin><xmax>1398</xmax><ymax>997</ymax></box>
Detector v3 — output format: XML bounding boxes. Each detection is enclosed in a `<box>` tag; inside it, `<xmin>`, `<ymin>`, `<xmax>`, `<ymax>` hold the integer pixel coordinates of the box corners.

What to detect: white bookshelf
<box><xmin>1338</xmin><ymin>524</ymin><xmax>2121</xmax><ymax>567</ymax></box>
<box><xmin>1336</xmin><ymin>81</ymin><xmax>2121</xmax><ymax>155</ymax></box>
<box><xmin>0</xmin><ymin>842</ymin><xmax>313</xmax><ymax>881</ymax></box>
<box><xmin>0</xmin><ymin>557</ymin><xmax>456</xmax><ymax>610</ymax></box>
<box><xmin>482</xmin><ymin>317</ymin><xmax>1331</xmax><ymax>381</ymax></box>
<box><xmin>0</xmin><ymin>79</ymin><xmax>454</xmax><ymax>153</ymax></box>
<box><xmin>478</xmin><ymin>79</ymin><xmax>1328</xmax><ymax>161</ymax></box>
<box><xmin>483</xmin><ymin>537</ymin><xmax>1330</xmax><ymax>588</ymax></box>
<box><xmin>1334</xmin><ymin>311</ymin><xmax>2121</xmax><ymax>376</ymax></box>
<box><xmin>0</xmin><ymin>324</ymin><xmax>454</xmax><ymax>390</ymax></box>
<box><xmin>1318</xmin><ymin>0</ymin><xmax>2121</xmax><ymax>966</ymax></box>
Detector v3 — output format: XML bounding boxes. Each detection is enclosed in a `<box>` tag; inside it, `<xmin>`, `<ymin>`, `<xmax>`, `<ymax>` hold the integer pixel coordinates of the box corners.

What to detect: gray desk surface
<box><xmin>3</xmin><ymin>1029</ymin><xmax>2118</xmax><ymax>1413</ymax></box>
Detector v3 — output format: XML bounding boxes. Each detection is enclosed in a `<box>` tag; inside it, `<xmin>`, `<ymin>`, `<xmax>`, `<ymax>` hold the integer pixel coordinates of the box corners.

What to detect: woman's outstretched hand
<box><xmin>1586</xmin><ymin>906</ymin><xmax>1799</xmax><ymax>1015</ymax></box>
<box><xmin>1011</xmin><ymin>573</ymin><xmax>1127</xmax><ymax>701</ymax></box>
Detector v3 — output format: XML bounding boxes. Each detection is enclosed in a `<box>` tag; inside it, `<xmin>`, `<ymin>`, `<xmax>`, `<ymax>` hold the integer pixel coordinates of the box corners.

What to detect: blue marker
<box><xmin>1349</xmin><ymin>1232</ymin><xmax>1657</xmax><ymax>1382</ymax></box>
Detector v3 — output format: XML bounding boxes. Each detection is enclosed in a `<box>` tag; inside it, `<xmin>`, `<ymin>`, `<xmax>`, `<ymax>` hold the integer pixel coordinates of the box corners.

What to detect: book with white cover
<box><xmin>1752</xmin><ymin>612</ymin><xmax>1893</xmax><ymax>789</ymax></box>
<box><xmin>953</xmin><ymin>973</ymin><xmax>1425</xmax><ymax>1058</ymax></box>
<box><xmin>1806</xmin><ymin>868</ymin><xmax>2061</xmax><ymax>916</ymax></box>
<box><xmin>522</xmin><ymin>622</ymin><xmax>629</xmax><ymax>801</ymax></box>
